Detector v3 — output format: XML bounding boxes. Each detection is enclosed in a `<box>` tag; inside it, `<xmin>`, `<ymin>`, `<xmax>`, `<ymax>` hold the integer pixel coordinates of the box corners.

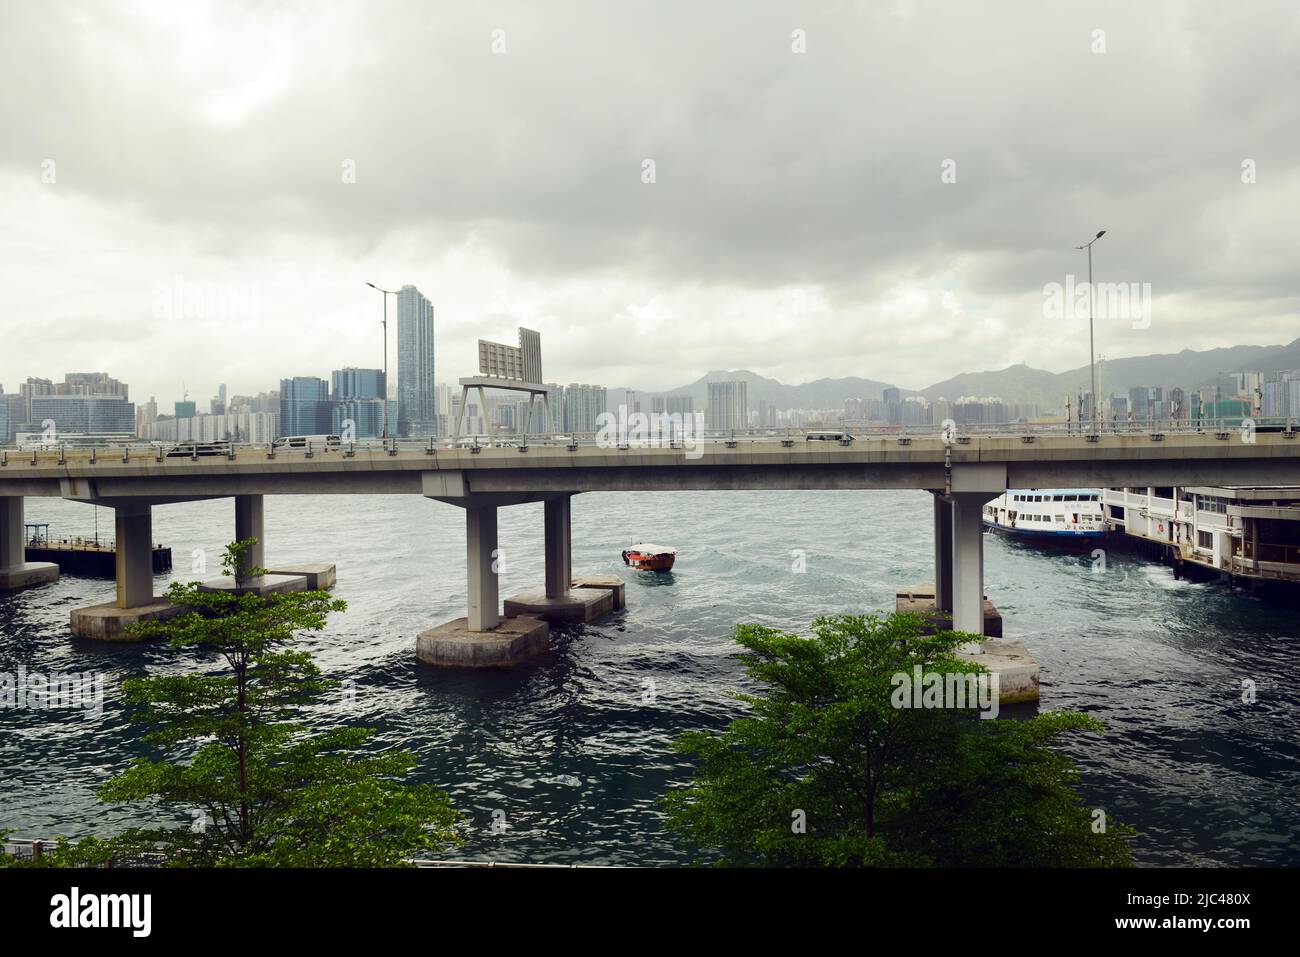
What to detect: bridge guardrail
<box><xmin>1</xmin><ymin>417</ymin><xmax>1295</xmax><ymax>467</ymax></box>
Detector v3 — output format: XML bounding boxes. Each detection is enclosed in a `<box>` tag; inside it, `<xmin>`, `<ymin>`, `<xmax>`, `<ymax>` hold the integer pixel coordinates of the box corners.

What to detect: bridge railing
<box><xmin>0</xmin><ymin>416</ymin><xmax>1295</xmax><ymax>465</ymax></box>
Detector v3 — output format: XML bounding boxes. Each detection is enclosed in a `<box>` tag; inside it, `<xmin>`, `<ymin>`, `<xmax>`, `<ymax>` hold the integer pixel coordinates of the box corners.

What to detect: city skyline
<box><xmin>4</xmin><ymin>334</ymin><xmax>1298</xmax><ymax>446</ymax></box>
<box><xmin>4</xmin><ymin>2</ymin><xmax>1299</xmax><ymax>406</ymax></box>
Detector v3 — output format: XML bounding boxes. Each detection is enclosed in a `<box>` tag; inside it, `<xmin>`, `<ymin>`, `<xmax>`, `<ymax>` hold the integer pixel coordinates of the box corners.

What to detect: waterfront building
<box><xmin>706</xmin><ymin>380</ymin><xmax>748</xmax><ymax>432</ymax></box>
<box><xmin>883</xmin><ymin>386</ymin><xmax>903</xmax><ymax>425</ymax></box>
<box><xmin>330</xmin><ymin>367</ymin><xmax>390</xmax><ymax>439</ymax></box>
<box><xmin>397</xmin><ymin>284</ymin><xmax>437</xmax><ymax>437</ymax></box>
<box><xmin>146</xmin><ymin>411</ymin><xmax>279</xmax><ymax>445</ymax></box>
<box><xmin>135</xmin><ymin>397</ymin><xmax>158</xmax><ymax>437</ymax></box>
<box><xmin>953</xmin><ymin>396</ymin><xmax>1007</xmax><ymax>427</ymax></box>
<box><xmin>1261</xmin><ymin>371</ymin><xmax>1300</xmax><ymax>418</ymax></box>
<box><xmin>61</xmin><ymin>373</ymin><xmax>128</xmax><ymax>398</ymax></box>
<box><xmin>279</xmin><ymin>376</ymin><xmax>331</xmax><ymax>437</ymax></box>
<box><xmin>652</xmin><ymin>393</ymin><xmax>694</xmax><ymax>417</ymax></box>
<box><xmin>330</xmin><ymin>400</ymin><xmax>390</xmax><ymax>440</ymax></box>
<box><xmin>930</xmin><ymin>397</ymin><xmax>953</xmax><ymax>426</ymax></box>
<box><xmin>561</xmin><ymin>383</ymin><xmax>606</xmax><ymax>434</ymax></box>
<box><xmin>332</xmin><ymin>367</ymin><xmax>385</xmax><ymax>401</ymax></box>
<box><xmin>0</xmin><ymin>393</ymin><xmax>25</xmax><ymax>446</ymax></box>
<box><xmin>229</xmin><ymin>391</ymin><xmax>280</xmax><ymax>415</ymax></box>
<box><xmin>1168</xmin><ymin>388</ymin><xmax>1187</xmax><ymax>423</ymax></box>
<box><xmin>1102</xmin><ymin>485</ymin><xmax>1300</xmax><ymax>588</ymax></box>
<box><xmin>30</xmin><ymin>395</ymin><xmax>135</xmax><ymax>435</ymax></box>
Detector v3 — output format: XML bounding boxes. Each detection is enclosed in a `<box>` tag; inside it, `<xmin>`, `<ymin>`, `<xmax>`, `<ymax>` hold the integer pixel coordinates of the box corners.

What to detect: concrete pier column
<box><xmin>543</xmin><ymin>495</ymin><xmax>572</xmax><ymax>598</ymax></box>
<box><xmin>932</xmin><ymin>493</ymin><xmax>953</xmax><ymax>613</ymax></box>
<box><xmin>0</xmin><ymin>496</ymin><xmax>58</xmax><ymax>589</ymax></box>
<box><xmin>71</xmin><ymin>500</ymin><xmax>183</xmax><ymax>639</ymax></box>
<box><xmin>466</xmin><ymin>504</ymin><xmax>501</xmax><ymax>631</ymax></box>
<box><xmin>950</xmin><ymin>494</ymin><xmax>986</xmax><ymax>651</ymax></box>
<box><xmin>115</xmin><ymin>503</ymin><xmax>155</xmax><ymax>609</ymax></box>
<box><xmin>0</xmin><ymin>496</ymin><xmax>22</xmax><ymax>570</ymax></box>
<box><xmin>234</xmin><ymin>494</ymin><xmax>265</xmax><ymax>571</ymax></box>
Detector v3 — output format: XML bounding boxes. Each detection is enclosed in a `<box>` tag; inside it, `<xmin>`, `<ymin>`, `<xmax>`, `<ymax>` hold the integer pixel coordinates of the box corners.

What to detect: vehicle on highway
<box><xmin>272</xmin><ymin>434</ymin><xmax>341</xmax><ymax>451</ymax></box>
<box><xmin>805</xmin><ymin>430</ymin><xmax>855</xmax><ymax>441</ymax></box>
<box><xmin>165</xmin><ymin>441</ymin><xmax>232</xmax><ymax>458</ymax></box>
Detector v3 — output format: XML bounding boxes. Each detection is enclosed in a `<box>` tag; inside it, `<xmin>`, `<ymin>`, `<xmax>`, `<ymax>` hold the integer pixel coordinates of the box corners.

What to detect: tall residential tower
<box><xmin>397</xmin><ymin>284</ymin><xmax>436</xmax><ymax>436</ymax></box>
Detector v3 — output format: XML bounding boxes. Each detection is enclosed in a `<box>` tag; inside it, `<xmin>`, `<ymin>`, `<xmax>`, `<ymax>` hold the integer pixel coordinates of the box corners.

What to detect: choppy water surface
<box><xmin>2</xmin><ymin>490</ymin><xmax>1297</xmax><ymax>866</ymax></box>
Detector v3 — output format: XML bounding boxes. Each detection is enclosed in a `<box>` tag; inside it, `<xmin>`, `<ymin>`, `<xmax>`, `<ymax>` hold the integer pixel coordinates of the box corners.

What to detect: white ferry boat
<box><xmin>982</xmin><ymin>489</ymin><xmax>1106</xmax><ymax>541</ymax></box>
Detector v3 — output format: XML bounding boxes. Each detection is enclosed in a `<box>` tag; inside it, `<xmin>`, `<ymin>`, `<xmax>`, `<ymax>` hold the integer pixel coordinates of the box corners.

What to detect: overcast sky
<box><xmin>2</xmin><ymin>0</ymin><xmax>1297</xmax><ymax>407</ymax></box>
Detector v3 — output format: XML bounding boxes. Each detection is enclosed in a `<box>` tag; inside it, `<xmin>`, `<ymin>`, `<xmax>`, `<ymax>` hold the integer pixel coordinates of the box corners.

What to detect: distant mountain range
<box><xmin>613</xmin><ymin>337</ymin><xmax>1300</xmax><ymax>411</ymax></box>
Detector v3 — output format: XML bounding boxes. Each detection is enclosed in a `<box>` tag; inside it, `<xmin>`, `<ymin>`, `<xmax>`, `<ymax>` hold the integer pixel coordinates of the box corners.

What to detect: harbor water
<box><xmin>2</xmin><ymin>490</ymin><xmax>1297</xmax><ymax>866</ymax></box>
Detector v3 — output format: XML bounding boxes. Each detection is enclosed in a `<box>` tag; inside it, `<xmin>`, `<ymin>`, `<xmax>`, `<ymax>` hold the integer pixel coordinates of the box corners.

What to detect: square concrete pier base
<box><xmin>70</xmin><ymin>599</ymin><xmax>188</xmax><ymax>641</ymax></box>
<box><xmin>896</xmin><ymin>582</ymin><xmax>1002</xmax><ymax>638</ymax></box>
<box><xmin>197</xmin><ymin>574</ymin><xmax>308</xmax><ymax>597</ymax></box>
<box><xmin>265</xmin><ymin>563</ymin><xmax>336</xmax><ymax>590</ymax></box>
<box><xmin>417</xmin><ymin>615</ymin><xmax>550</xmax><ymax>668</ymax></box>
<box><xmin>504</xmin><ymin>588</ymin><xmax>615</xmax><ymax>623</ymax></box>
<box><xmin>0</xmin><ymin>562</ymin><xmax>59</xmax><ymax>590</ymax></box>
<box><xmin>896</xmin><ymin>582</ymin><xmax>1039</xmax><ymax>704</ymax></box>
<box><xmin>957</xmin><ymin>638</ymin><xmax>1041</xmax><ymax>704</ymax></box>
<box><xmin>571</xmin><ymin>574</ymin><xmax>625</xmax><ymax>609</ymax></box>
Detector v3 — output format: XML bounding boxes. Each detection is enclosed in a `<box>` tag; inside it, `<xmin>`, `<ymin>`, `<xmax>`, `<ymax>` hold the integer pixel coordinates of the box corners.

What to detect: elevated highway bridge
<box><xmin>1</xmin><ymin>430</ymin><xmax>1296</xmax><ymax>657</ymax></box>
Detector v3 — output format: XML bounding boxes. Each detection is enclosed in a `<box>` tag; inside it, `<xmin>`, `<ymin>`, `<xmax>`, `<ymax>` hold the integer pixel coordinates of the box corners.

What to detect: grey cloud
<box><xmin>0</xmin><ymin>0</ymin><xmax>1297</xmax><ymax>398</ymax></box>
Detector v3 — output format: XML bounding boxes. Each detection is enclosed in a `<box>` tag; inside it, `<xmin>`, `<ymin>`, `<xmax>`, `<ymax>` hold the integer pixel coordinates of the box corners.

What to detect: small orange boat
<box><xmin>622</xmin><ymin>543</ymin><xmax>676</xmax><ymax>572</ymax></box>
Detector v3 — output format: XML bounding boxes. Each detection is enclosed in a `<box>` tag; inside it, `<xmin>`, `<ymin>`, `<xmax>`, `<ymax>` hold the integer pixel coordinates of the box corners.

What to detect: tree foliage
<box><xmin>664</xmin><ymin>612</ymin><xmax>1134</xmax><ymax>867</ymax></box>
<box><xmin>16</xmin><ymin>540</ymin><xmax>459</xmax><ymax>868</ymax></box>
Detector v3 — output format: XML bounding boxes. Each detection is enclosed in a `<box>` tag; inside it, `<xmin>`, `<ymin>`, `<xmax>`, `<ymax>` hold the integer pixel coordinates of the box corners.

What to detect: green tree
<box><xmin>20</xmin><ymin>540</ymin><xmax>459</xmax><ymax>868</ymax></box>
<box><xmin>664</xmin><ymin>612</ymin><xmax>1133</xmax><ymax>867</ymax></box>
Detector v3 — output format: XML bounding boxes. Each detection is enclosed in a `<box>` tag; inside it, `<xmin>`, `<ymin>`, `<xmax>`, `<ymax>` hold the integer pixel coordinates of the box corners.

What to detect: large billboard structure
<box><xmin>455</xmin><ymin>328</ymin><xmax>555</xmax><ymax>441</ymax></box>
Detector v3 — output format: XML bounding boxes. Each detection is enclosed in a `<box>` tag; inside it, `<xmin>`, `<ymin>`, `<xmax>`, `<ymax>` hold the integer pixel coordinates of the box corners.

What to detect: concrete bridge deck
<box><xmin>2</xmin><ymin>430</ymin><xmax>1296</xmax><ymax>667</ymax></box>
<box><xmin>0</xmin><ymin>432</ymin><xmax>1296</xmax><ymax>502</ymax></box>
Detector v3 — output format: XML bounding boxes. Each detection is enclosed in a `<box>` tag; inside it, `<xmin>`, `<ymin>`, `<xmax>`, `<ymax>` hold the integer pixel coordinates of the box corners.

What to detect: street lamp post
<box><xmin>365</xmin><ymin>282</ymin><xmax>398</xmax><ymax>441</ymax></box>
<box><xmin>1075</xmin><ymin>230</ymin><xmax>1106</xmax><ymax>434</ymax></box>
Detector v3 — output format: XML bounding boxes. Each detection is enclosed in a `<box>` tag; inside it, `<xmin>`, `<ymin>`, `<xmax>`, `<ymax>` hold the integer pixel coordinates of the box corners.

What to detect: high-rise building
<box><xmin>279</xmin><ymin>376</ymin><xmax>331</xmax><ymax>437</ymax></box>
<box><xmin>135</xmin><ymin>396</ymin><xmax>158</xmax><ymax>437</ymax></box>
<box><xmin>147</xmin><ymin>411</ymin><xmax>278</xmax><ymax>445</ymax></box>
<box><xmin>1128</xmin><ymin>386</ymin><xmax>1149</xmax><ymax>423</ymax></box>
<box><xmin>16</xmin><ymin>371</ymin><xmax>130</xmax><ymax>421</ymax></box>
<box><xmin>883</xmin><ymin>386</ymin><xmax>904</xmax><ymax>425</ymax></box>
<box><xmin>706</xmin><ymin>380</ymin><xmax>749</xmax><ymax>432</ymax></box>
<box><xmin>331</xmin><ymin>400</ymin><xmax>390</xmax><ymax>439</ymax></box>
<box><xmin>397</xmin><ymin>285</ymin><xmax>436</xmax><ymax>437</ymax></box>
<box><xmin>0</xmin><ymin>393</ymin><xmax>26</xmax><ymax>446</ymax></box>
<box><xmin>331</xmin><ymin>367</ymin><xmax>385</xmax><ymax>401</ymax></box>
<box><xmin>1168</xmin><ymin>387</ymin><xmax>1187</xmax><ymax>422</ymax></box>
<box><xmin>1261</xmin><ymin>371</ymin><xmax>1300</xmax><ymax>418</ymax></box>
<box><xmin>30</xmin><ymin>395</ymin><xmax>136</xmax><ymax>435</ymax></box>
<box><xmin>560</xmin><ymin>383</ymin><xmax>606</xmax><ymax>434</ymax></box>
<box><xmin>61</xmin><ymin>373</ymin><xmax>128</xmax><ymax>399</ymax></box>
<box><xmin>651</xmin><ymin>393</ymin><xmax>694</xmax><ymax>417</ymax></box>
<box><xmin>229</xmin><ymin>391</ymin><xmax>280</xmax><ymax>415</ymax></box>
<box><xmin>330</xmin><ymin>367</ymin><xmax>390</xmax><ymax>439</ymax></box>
